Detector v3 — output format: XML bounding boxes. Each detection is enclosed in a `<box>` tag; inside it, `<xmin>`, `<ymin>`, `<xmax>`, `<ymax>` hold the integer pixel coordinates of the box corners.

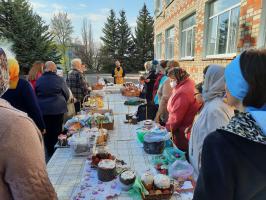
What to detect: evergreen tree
<box><xmin>117</xmin><ymin>10</ymin><xmax>133</xmax><ymax>72</ymax></box>
<box><xmin>134</xmin><ymin>4</ymin><xmax>154</xmax><ymax>70</ymax></box>
<box><xmin>100</xmin><ymin>9</ymin><xmax>118</xmax><ymax>61</ymax></box>
<box><xmin>0</xmin><ymin>0</ymin><xmax>60</xmax><ymax>70</ymax></box>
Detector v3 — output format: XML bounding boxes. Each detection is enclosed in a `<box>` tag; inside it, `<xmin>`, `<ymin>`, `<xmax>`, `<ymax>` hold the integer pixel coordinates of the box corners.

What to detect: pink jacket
<box><xmin>166</xmin><ymin>78</ymin><xmax>201</xmax><ymax>151</ymax></box>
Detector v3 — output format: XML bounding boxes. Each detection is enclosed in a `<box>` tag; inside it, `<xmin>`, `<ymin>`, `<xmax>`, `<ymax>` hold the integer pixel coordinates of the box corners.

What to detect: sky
<box><xmin>29</xmin><ymin>0</ymin><xmax>154</xmax><ymax>43</ymax></box>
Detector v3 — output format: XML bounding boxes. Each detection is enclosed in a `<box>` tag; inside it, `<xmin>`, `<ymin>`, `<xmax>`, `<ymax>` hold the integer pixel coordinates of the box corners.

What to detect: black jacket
<box><xmin>139</xmin><ymin>84</ymin><xmax>147</xmax><ymax>99</ymax></box>
<box><xmin>145</xmin><ymin>70</ymin><xmax>157</xmax><ymax>102</ymax></box>
<box><xmin>36</xmin><ymin>72</ymin><xmax>69</xmax><ymax>115</ymax></box>
<box><xmin>194</xmin><ymin>112</ymin><xmax>266</xmax><ymax>200</ymax></box>
<box><xmin>2</xmin><ymin>79</ymin><xmax>45</xmax><ymax>131</ymax></box>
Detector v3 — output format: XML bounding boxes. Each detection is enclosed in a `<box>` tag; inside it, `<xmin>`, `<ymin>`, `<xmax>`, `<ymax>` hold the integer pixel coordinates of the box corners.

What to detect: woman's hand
<box><xmin>155</xmin><ymin>114</ymin><xmax>160</xmax><ymax>123</ymax></box>
<box><xmin>145</xmin><ymin>79</ymin><xmax>150</xmax><ymax>83</ymax></box>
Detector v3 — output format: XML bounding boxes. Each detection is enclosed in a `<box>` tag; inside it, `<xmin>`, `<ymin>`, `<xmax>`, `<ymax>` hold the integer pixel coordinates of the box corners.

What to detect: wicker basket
<box><xmin>141</xmin><ymin>184</ymin><xmax>174</xmax><ymax>200</ymax></box>
<box><xmin>98</xmin><ymin>121</ymin><xmax>114</xmax><ymax>130</ymax></box>
<box><xmin>121</xmin><ymin>87</ymin><xmax>141</xmax><ymax>97</ymax></box>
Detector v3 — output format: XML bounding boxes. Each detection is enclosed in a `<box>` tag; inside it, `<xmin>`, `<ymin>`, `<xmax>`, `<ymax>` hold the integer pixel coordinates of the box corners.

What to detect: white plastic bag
<box><xmin>168</xmin><ymin>160</ymin><xmax>194</xmax><ymax>179</ymax></box>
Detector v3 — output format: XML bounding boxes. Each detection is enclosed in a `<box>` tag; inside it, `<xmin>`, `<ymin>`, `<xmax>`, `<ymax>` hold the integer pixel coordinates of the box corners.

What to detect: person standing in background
<box><xmin>2</xmin><ymin>59</ymin><xmax>46</xmax><ymax>133</ymax></box>
<box><xmin>194</xmin><ymin>49</ymin><xmax>266</xmax><ymax>200</ymax></box>
<box><xmin>189</xmin><ymin>65</ymin><xmax>234</xmax><ymax>179</ymax></box>
<box><xmin>112</xmin><ymin>60</ymin><xmax>125</xmax><ymax>84</ymax></box>
<box><xmin>28</xmin><ymin>61</ymin><xmax>44</xmax><ymax>90</ymax></box>
<box><xmin>67</xmin><ymin>58</ymin><xmax>90</xmax><ymax>113</ymax></box>
<box><xmin>0</xmin><ymin>48</ymin><xmax>57</xmax><ymax>200</ymax></box>
<box><xmin>36</xmin><ymin>61</ymin><xmax>69</xmax><ymax>158</ymax></box>
<box><xmin>153</xmin><ymin>60</ymin><xmax>168</xmax><ymax>105</ymax></box>
<box><xmin>144</xmin><ymin>60</ymin><xmax>157</xmax><ymax>103</ymax></box>
<box><xmin>166</xmin><ymin>67</ymin><xmax>201</xmax><ymax>153</ymax></box>
<box><xmin>155</xmin><ymin>60</ymin><xmax>179</xmax><ymax>125</ymax></box>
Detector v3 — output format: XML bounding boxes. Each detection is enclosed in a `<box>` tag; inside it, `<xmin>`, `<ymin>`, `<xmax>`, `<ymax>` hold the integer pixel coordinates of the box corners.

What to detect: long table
<box><xmin>47</xmin><ymin>86</ymin><xmax>193</xmax><ymax>200</ymax></box>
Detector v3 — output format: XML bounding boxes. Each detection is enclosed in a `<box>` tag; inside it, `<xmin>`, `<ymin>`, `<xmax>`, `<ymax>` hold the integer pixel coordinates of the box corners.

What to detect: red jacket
<box><xmin>166</xmin><ymin>78</ymin><xmax>201</xmax><ymax>151</ymax></box>
<box><xmin>152</xmin><ymin>72</ymin><xmax>164</xmax><ymax>101</ymax></box>
<box><xmin>30</xmin><ymin>72</ymin><xmax>42</xmax><ymax>90</ymax></box>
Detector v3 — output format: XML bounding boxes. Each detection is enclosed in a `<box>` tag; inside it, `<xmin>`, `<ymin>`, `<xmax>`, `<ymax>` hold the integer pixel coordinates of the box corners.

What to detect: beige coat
<box><xmin>0</xmin><ymin>99</ymin><xmax>57</xmax><ymax>200</ymax></box>
<box><xmin>156</xmin><ymin>78</ymin><xmax>173</xmax><ymax>123</ymax></box>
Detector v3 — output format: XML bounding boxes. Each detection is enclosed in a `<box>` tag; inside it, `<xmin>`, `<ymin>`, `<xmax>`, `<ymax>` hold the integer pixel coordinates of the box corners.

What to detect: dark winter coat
<box><xmin>194</xmin><ymin>112</ymin><xmax>266</xmax><ymax>200</ymax></box>
<box><xmin>36</xmin><ymin>72</ymin><xmax>69</xmax><ymax>115</ymax></box>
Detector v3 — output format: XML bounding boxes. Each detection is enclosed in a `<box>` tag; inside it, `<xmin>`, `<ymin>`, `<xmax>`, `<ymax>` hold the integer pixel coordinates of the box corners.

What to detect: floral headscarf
<box><xmin>167</xmin><ymin>67</ymin><xmax>190</xmax><ymax>84</ymax></box>
<box><xmin>0</xmin><ymin>48</ymin><xmax>9</xmax><ymax>96</ymax></box>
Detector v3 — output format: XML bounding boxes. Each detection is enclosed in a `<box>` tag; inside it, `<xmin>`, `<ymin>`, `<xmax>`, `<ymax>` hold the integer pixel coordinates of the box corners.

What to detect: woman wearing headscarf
<box><xmin>0</xmin><ymin>48</ymin><xmax>57</xmax><ymax>199</ymax></box>
<box><xmin>144</xmin><ymin>60</ymin><xmax>157</xmax><ymax>103</ymax></box>
<box><xmin>155</xmin><ymin>60</ymin><xmax>179</xmax><ymax>125</ymax></box>
<box><xmin>194</xmin><ymin>49</ymin><xmax>266</xmax><ymax>200</ymax></box>
<box><xmin>166</xmin><ymin>67</ymin><xmax>201</xmax><ymax>152</ymax></box>
<box><xmin>2</xmin><ymin>59</ymin><xmax>46</xmax><ymax>133</ymax></box>
<box><xmin>189</xmin><ymin>65</ymin><xmax>234</xmax><ymax>179</ymax></box>
<box><xmin>153</xmin><ymin>60</ymin><xmax>168</xmax><ymax>105</ymax></box>
<box><xmin>152</xmin><ymin>60</ymin><xmax>168</xmax><ymax>103</ymax></box>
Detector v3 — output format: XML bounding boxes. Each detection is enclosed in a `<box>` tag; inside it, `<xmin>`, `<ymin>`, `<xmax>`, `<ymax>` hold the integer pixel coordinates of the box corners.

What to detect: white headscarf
<box><xmin>0</xmin><ymin>48</ymin><xmax>9</xmax><ymax>97</ymax></box>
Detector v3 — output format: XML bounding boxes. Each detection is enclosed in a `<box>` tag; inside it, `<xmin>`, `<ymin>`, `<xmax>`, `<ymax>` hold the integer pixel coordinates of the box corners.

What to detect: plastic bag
<box><xmin>136</xmin><ymin>128</ymin><xmax>150</xmax><ymax>143</ymax></box>
<box><xmin>143</xmin><ymin>131</ymin><xmax>171</xmax><ymax>143</ymax></box>
<box><xmin>168</xmin><ymin>160</ymin><xmax>194</xmax><ymax>179</ymax></box>
<box><xmin>128</xmin><ymin>177</ymin><xmax>148</xmax><ymax>200</ymax></box>
<box><xmin>163</xmin><ymin>147</ymin><xmax>186</xmax><ymax>163</ymax></box>
<box><xmin>68</xmin><ymin>134</ymin><xmax>94</xmax><ymax>156</ymax></box>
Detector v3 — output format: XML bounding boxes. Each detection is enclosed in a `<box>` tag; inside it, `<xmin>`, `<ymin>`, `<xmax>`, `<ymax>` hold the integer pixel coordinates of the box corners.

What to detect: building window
<box><xmin>206</xmin><ymin>0</ymin><xmax>240</xmax><ymax>57</ymax></box>
<box><xmin>181</xmin><ymin>14</ymin><xmax>196</xmax><ymax>59</ymax></box>
<box><xmin>156</xmin><ymin>34</ymin><xmax>162</xmax><ymax>59</ymax></box>
<box><xmin>165</xmin><ymin>27</ymin><xmax>175</xmax><ymax>59</ymax></box>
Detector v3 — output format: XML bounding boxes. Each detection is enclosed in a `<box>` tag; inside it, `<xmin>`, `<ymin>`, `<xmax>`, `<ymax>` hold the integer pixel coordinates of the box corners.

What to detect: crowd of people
<box><xmin>0</xmin><ymin>46</ymin><xmax>266</xmax><ymax>199</ymax></box>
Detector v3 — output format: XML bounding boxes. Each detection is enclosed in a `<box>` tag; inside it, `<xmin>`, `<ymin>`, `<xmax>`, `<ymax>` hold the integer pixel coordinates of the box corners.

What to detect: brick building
<box><xmin>153</xmin><ymin>0</ymin><xmax>266</xmax><ymax>82</ymax></box>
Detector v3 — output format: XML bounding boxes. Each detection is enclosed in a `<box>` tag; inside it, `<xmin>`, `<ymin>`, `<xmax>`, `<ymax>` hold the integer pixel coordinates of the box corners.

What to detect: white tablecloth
<box><xmin>47</xmin><ymin>89</ymin><xmax>193</xmax><ymax>200</ymax></box>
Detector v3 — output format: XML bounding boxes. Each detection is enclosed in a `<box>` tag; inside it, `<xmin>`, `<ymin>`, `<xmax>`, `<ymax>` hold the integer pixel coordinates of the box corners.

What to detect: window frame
<box><xmin>180</xmin><ymin>13</ymin><xmax>196</xmax><ymax>60</ymax></box>
<box><xmin>206</xmin><ymin>2</ymin><xmax>240</xmax><ymax>58</ymax></box>
<box><xmin>156</xmin><ymin>33</ymin><xmax>162</xmax><ymax>60</ymax></box>
<box><xmin>165</xmin><ymin>26</ymin><xmax>175</xmax><ymax>60</ymax></box>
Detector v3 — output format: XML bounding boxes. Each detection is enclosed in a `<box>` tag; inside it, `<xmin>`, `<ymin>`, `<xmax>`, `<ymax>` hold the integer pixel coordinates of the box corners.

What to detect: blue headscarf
<box><xmin>225</xmin><ymin>55</ymin><xmax>266</xmax><ymax>135</ymax></box>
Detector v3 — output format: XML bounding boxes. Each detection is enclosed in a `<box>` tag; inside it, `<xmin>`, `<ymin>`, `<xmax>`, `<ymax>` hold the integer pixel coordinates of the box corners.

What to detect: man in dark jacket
<box><xmin>36</xmin><ymin>61</ymin><xmax>69</xmax><ymax>158</ymax></box>
<box><xmin>67</xmin><ymin>58</ymin><xmax>90</xmax><ymax>113</ymax></box>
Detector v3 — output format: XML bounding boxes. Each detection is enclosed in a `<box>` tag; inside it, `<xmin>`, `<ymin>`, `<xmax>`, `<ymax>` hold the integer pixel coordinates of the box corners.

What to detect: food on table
<box><xmin>58</xmin><ymin>134</ymin><xmax>67</xmax><ymax>146</ymax></box>
<box><xmin>155</xmin><ymin>163</ymin><xmax>168</xmax><ymax>175</ymax></box>
<box><xmin>83</xmin><ymin>96</ymin><xmax>104</xmax><ymax>108</ymax></box>
<box><xmin>141</xmin><ymin>172</ymin><xmax>154</xmax><ymax>190</ymax></box>
<box><xmin>97</xmin><ymin>128</ymin><xmax>108</xmax><ymax>145</ymax></box>
<box><xmin>119</xmin><ymin>170</ymin><xmax>136</xmax><ymax>186</ymax></box>
<box><xmin>155</xmin><ymin>189</ymin><xmax>162</xmax><ymax>195</ymax></box>
<box><xmin>91</xmin><ymin>152</ymin><xmax>115</xmax><ymax>167</ymax></box>
<box><xmin>97</xmin><ymin>159</ymin><xmax>116</xmax><ymax>182</ymax></box>
<box><xmin>154</xmin><ymin>174</ymin><xmax>170</xmax><ymax>189</ymax></box>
